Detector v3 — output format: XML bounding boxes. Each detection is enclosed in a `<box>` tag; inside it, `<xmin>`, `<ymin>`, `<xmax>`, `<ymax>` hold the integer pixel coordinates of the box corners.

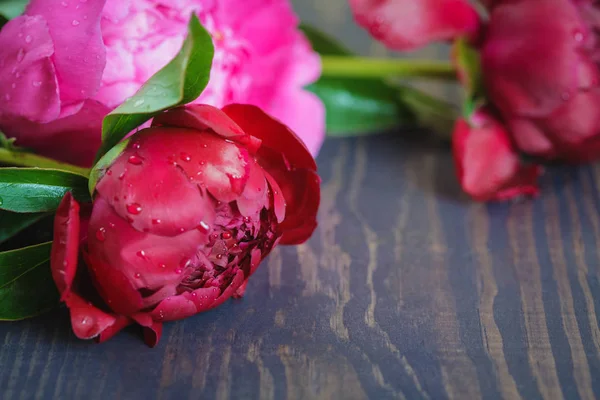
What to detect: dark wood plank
<box><xmin>2</xmin><ymin>134</ymin><xmax>600</xmax><ymax>399</ymax></box>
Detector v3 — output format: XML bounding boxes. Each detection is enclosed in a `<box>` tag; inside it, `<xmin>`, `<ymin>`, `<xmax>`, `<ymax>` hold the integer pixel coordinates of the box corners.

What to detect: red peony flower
<box><xmin>348</xmin><ymin>0</ymin><xmax>480</xmax><ymax>51</ymax></box>
<box><xmin>452</xmin><ymin>110</ymin><xmax>541</xmax><ymax>201</ymax></box>
<box><xmin>481</xmin><ymin>0</ymin><xmax>600</xmax><ymax>162</ymax></box>
<box><xmin>50</xmin><ymin>104</ymin><xmax>320</xmax><ymax>346</ymax></box>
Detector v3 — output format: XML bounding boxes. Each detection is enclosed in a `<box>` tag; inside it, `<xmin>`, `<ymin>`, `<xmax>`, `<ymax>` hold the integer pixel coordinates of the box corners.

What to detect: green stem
<box><xmin>321</xmin><ymin>56</ymin><xmax>457</xmax><ymax>80</ymax></box>
<box><xmin>0</xmin><ymin>148</ymin><xmax>90</xmax><ymax>177</ymax></box>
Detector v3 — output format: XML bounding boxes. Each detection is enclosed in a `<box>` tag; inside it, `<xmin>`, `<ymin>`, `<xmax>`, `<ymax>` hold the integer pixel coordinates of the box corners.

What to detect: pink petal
<box><xmin>26</xmin><ymin>0</ymin><xmax>107</xmax><ymax>108</ymax></box>
<box><xmin>349</xmin><ymin>0</ymin><xmax>480</xmax><ymax>50</ymax></box>
<box><xmin>0</xmin><ymin>99</ymin><xmax>108</xmax><ymax>167</ymax></box>
<box><xmin>0</xmin><ymin>16</ymin><xmax>59</xmax><ymax>123</ymax></box>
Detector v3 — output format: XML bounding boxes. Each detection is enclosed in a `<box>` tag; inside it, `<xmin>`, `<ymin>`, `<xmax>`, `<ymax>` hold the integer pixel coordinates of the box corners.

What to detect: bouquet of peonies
<box><xmin>0</xmin><ymin>0</ymin><xmax>595</xmax><ymax>345</ymax></box>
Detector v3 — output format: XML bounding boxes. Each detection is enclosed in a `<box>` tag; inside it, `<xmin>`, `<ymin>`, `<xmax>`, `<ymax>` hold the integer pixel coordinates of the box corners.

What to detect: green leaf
<box><xmin>0</xmin><ymin>0</ymin><xmax>27</xmax><ymax>20</ymax></box>
<box><xmin>0</xmin><ymin>211</ymin><xmax>48</xmax><ymax>244</ymax></box>
<box><xmin>308</xmin><ymin>79</ymin><xmax>414</xmax><ymax>136</ymax></box>
<box><xmin>301</xmin><ymin>24</ymin><xmax>415</xmax><ymax>135</ymax></box>
<box><xmin>0</xmin><ymin>168</ymin><xmax>90</xmax><ymax>213</ymax></box>
<box><xmin>96</xmin><ymin>14</ymin><xmax>214</xmax><ymax>162</ymax></box>
<box><xmin>88</xmin><ymin>138</ymin><xmax>129</xmax><ymax>194</ymax></box>
<box><xmin>0</xmin><ymin>242</ymin><xmax>58</xmax><ymax>320</ymax></box>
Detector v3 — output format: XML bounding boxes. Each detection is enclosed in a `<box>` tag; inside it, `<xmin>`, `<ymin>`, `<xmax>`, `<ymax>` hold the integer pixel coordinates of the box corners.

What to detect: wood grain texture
<box><xmin>3</xmin><ymin>0</ymin><xmax>600</xmax><ymax>398</ymax></box>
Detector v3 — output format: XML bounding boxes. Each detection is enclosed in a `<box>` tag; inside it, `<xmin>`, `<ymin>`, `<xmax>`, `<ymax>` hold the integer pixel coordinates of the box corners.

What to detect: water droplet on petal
<box><xmin>137</xmin><ymin>250</ymin><xmax>146</xmax><ymax>258</ymax></box>
<box><xmin>160</xmin><ymin>264</ymin><xmax>167</xmax><ymax>269</ymax></box>
<box><xmin>222</xmin><ymin>232</ymin><xmax>232</xmax><ymax>239</ymax></box>
<box><xmin>128</xmin><ymin>154</ymin><xmax>143</xmax><ymax>165</ymax></box>
<box><xmin>72</xmin><ymin>20</ymin><xmax>80</xmax><ymax>26</ymax></box>
<box><xmin>118</xmin><ymin>171</ymin><xmax>126</xmax><ymax>180</ymax></box>
<box><xmin>81</xmin><ymin>317</ymin><xmax>88</xmax><ymax>325</ymax></box>
<box><xmin>574</xmin><ymin>29</ymin><xmax>584</xmax><ymax>42</ymax></box>
<box><xmin>106</xmin><ymin>169</ymin><xmax>113</xmax><ymax>176</ymax></box>
<box><xmin>561</xmin><ymin>91</ymin><xmax>571</xmax><ymax>101</ymax></box>
<box><xmin>197</xmin><ymin>221</ymin><xmax>210</xmax><ymax>233</ymax></box>
<box><xmin>61</xmin><ymin>1</ymin><xmax>68</xmax><ymax>6</ymax></box>
<box><xmin>132</xmin><ymin>142</ymin><xmax>140</xmax><ymax>149</ymax></box>
<box><xmin>109</xmin><ymin>222</ymin><xmax>116</xmax><ymax>228</ymax></box>
<box><xmin>243</xmin><ymin>216</ymin><xmax>251</xmax><ymax>223</ymax></box>
<box><xmin>32</xmin><ymin>81</ymin><xmax>42</xmax><ymax>87</ymax></box>
<box><xmin>15</xmin><ymin>71</ymin><xmax>20</xmax><ymax>78</ymax></box>
<box><xmin>152</xmin><ymin>218</ymin><xmax>161</xmax><ymax>225</ymax></box>
<box><xmin>24</xmin><ymin>35</ymin><xmax>32</xmax><ymax>43</ymax></box>
<box><xmin>11</xmin><ymin>83</ymin><xmax>16</xmax><ymax>89</ymax></box>
<box><xmin>216</xmin><ymin>254</ymin><xmax>223</xmax><ymax>260</ymax></box>
<box><xmin>16</xmin><ymin>48</ymin><xmax>24</xmax><ymax>62</ymax></box>
<box><xmin>4</xmin><ymin>94</ymin><xmax>10</xmax><ymax>101</ymax></box>
<box><xmin>202</xmin><ymin>144</ymin><xmax>208</xmax><ymax>148</ymax></box>
<box><xmin>175</xmin><ymin>268</ymin><xmax>182</xmax><ymax>274</ymax></box>
<box><xmin>95</xmin><ymin>227</ymin><xmax>106</xmax><ymax>242</ymax></box>
<box><xmin>180</xmin><ymin>152</ymin><xmax>191</xmax><ymax>162</ymax></box>
<box><xmin>127</xmin><ymin>203</ymin><xmax>142</xmax><ymax>215</ymax></box>
<box><xmin>135</xmin><ymin>273</ymin><xmax>141</xmax><ymax>279</ymax></box>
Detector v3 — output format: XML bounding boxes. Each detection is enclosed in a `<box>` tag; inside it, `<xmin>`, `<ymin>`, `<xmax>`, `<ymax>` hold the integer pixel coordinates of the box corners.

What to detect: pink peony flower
<box><xmin>0</xmin><ymin>0</ymin><xmax>324</xmax><ymax>166</ymax></box>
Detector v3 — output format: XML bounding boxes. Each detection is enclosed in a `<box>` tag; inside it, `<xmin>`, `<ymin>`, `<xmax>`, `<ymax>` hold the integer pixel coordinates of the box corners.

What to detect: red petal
<box><xmin>222</xmin><ymin>104</ymin><xmax>317</xmax><ymax>172</ymax></box>
<box><xmin>97</xmin><ymin>127</ymin><xmax>252</xmax><ymax>235</ymax></box>
<box><xmin>236</xmin><ymin>157</ymin><xmax>269</xmax><ymax>219</ymax></box>
<box><xmin>482</xmin><ymin>0</ymin><xmax>586</xmax><ymax>116</ymax></box>
<box><xmin>50</xmin><ymin>192</ymin><xmax>80</xmax><ymax>299</ymax></box>
<box><xmin>152</xmin><ymin>105</ymin><xmax>261</xmax><ymax>153</ymax></box>
<box><xmin>452</xmin><ymin>114</ymin><xmax>541</xmax><ymax>201</ymax></box>
<box><xmin>65</xmin><ymin>293</ymin><xmax>117</xmax><ymax>340</ymax></box>
<box><xmin>142</xmin><ymin>322</ymin><xmax>163</xmax><ymax>348</ymax></box>
<box><xmin>149</xmin><ymin>287</ymin><xmax>220</xmax><ymax>321</ymax></box>
<box><xmin>87</xmin><ymin>197</ymin><xmax>208</xmax><ymax>307</ymax></box>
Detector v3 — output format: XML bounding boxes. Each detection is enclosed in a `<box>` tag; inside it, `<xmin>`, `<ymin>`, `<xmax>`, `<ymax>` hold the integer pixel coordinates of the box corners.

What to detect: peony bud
<box><xmin>50</xmin><ymin>104</ymin><xmax>320</xmax><ymax>346</ymax></box>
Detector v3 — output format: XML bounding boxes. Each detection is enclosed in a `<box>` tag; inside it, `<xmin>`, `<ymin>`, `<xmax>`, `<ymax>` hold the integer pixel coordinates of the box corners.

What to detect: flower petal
<box><xmin>223</xmin><ymin>104</ymin><xmax>317</xmax><ymax>171</ymax></box>
<box><xmin>50</xmin><ymin>192</ymin><xmax>81</xmax><ymax>299</ymax></box>
<box><xmin>65</xmin><ymin>292</ymin><xmax>118</xmax><ymax>340</ymax></box>
<box><xmin>0</xmin><ymin>15</ymin><xmax>59</xmax><ymax>123</ymax></box>
<box><xmin>349</xmin><ymin>0</ymin><xmax>480</xmax><ymax>50</ymax></box>
<box><xmin>25</xmin><ymin>0</ymin><xmax>107</xmax><ymax>107</ymax></box>
<box><xmin>152</xmin><ymin>105</ymin><xmax>261</xmax><ymax>153</ymax></box>
<box><xmin>96</xmin><ymin>127</ymin><xmax>218</xmax><ymax>236</ymax></box>
<box><xmin>0</xmin><ymin>99</ymin><xmax>108</xmax><ymax>167</ymax></box>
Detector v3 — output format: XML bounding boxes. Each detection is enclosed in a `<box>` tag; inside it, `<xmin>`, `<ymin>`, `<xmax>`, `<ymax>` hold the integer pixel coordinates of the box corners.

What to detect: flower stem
<box><xmin>0</xmin><ymin>148</ymin><xmax>90</xmax><ymax>177</ymax></box>
<box><xmin>321</xmin><ymin>56</ymin><xmax>457</xmax><ymax>80</ymax></box>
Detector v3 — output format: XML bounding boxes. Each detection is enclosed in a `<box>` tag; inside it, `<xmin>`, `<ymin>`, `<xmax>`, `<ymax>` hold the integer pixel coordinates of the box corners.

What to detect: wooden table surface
<box><xmin>3</xmin><ymin>1</ymin><xmax>600</xmax><ymax>399</ymax></box>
